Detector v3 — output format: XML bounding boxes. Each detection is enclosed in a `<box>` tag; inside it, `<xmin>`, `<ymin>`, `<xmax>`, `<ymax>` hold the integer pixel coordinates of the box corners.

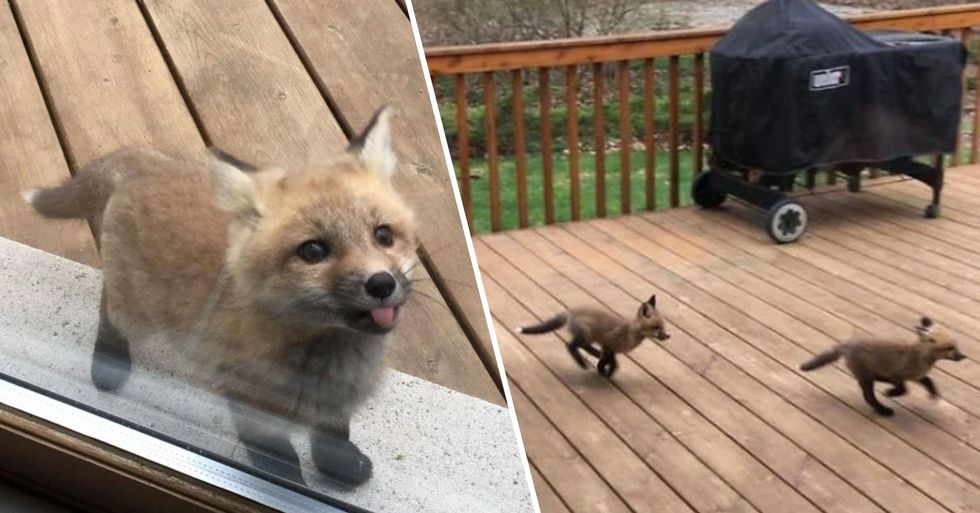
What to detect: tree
<box><xmin>414</xmin><ymin>0</ymin><xmax>658</xmax><ymax>45</ymax></box>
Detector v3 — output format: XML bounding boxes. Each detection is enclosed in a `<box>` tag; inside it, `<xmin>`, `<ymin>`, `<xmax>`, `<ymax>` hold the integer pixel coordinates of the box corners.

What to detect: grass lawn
<box><xmin>460</xmin><ymin>149</ymin><xmax>697</xmax><ymax>233</ymax></box>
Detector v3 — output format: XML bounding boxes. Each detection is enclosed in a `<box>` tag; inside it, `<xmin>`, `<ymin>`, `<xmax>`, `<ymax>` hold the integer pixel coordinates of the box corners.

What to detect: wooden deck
<box><xmin>478</xmin><ymin>168</ymin><xmax>980</xmax><ymax>513</ymax></box>
<box><xmin>0</xmin><ymin>0</ymin><xmax>501</xmax><ymax>405</ymax></box>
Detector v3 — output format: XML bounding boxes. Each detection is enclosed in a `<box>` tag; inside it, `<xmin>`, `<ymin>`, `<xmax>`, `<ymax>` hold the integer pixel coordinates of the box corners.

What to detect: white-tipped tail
<box><xmin>21</xmin><ymin>189</ymin><xmax>39</xmax><ymax>206</ymax></box>
<box><xmin>516</xmin><ymin>326</ymin><xmax>526</xmax><ymax>334</ymax></box>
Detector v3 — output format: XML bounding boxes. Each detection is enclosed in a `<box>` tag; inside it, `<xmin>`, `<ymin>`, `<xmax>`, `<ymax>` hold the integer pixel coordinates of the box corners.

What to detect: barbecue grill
<box><xmin>692</xmin><ymin>0</ymin><xmax>966</xmax><ymax>243</ymax></box>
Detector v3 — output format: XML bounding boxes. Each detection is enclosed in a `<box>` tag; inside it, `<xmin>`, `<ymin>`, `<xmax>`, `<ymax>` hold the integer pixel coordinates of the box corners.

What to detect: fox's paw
<box><xmin>90</xmin><ymin>341</ymin><xmax>131</xmax><ymax>392</ymax></box>
<box><xmin>874</xmin><ymin>406</ymin><xmax>895</xmax><ymax>417</ymax></box>
<box><xmin>312</xmin><ymin>434</ymin><xmax>373</xmax><ymax>487</ymax></box>
<box><xmin>885</xmin><ymin>387</ymin><xmax>907</xmax><ymax>397</ymax></box>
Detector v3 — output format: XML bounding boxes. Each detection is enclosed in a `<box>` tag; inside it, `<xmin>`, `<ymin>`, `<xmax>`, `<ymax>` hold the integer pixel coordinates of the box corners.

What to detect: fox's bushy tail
<box><xmin>518</xmin><ymin>313</ymin><xmax>568</xmax><ymax>335</ymax></box>
<box><xmin>800</xmin><ymin>346</ymin><xmax>842</xmax><ymax>371</ymax></box>
<box><xmin>24</xmin><ymin>165</ymin><xmax>113</xmax><ymax>221</ymax></box>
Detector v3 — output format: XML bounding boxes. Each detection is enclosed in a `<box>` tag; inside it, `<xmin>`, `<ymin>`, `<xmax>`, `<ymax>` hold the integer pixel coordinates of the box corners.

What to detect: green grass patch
<box><xmin>461</xmin><ymin>149</ymin><xmax>696</xmax><ymax>233</ymax></box>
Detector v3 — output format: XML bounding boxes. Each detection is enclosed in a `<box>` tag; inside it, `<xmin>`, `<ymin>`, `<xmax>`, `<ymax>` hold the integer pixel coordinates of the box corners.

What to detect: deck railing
<box><xmin>426</xmin><ymin>4</ymin><xmax>980</xmax><ymax>233</ymax></box>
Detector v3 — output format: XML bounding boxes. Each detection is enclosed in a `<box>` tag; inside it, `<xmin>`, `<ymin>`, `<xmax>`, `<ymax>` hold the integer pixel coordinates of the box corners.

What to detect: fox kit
<box><xmin>25</xmin><ymin>107</ymin><xmax>416</xmax><ymax>486</ymax></box>
<box><xmin>800</xmin><ymin>317</ymin><xmax>966</xmax><ymax>416</ymax></box>
<box><xmin>518</xmin><ymin>295</ymin><xmax>669</xmax><ymax>378</ymax></box>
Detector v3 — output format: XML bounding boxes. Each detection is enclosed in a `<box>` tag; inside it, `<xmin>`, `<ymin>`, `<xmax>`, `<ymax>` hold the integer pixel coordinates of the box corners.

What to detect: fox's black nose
<box><xmin>365</xmin><ymin>272</ymin><xmax>396</xmax><ymax>299</ymax></box>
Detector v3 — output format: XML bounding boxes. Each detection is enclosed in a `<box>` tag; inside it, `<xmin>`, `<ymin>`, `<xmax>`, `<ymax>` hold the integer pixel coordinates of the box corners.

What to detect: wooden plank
<box><xmin>692</xmin><ymin>53</ymin><xmax>704</xmax><ymax>173</ymax></box>
<box><xmin>617</xmin><ymin>211</ymin><xmax>980</xmax><ymax>448</ymax></box>
<box><xmin>484</xmin><ymin>312</ymin><xmax>698</xmax><ymax>513</ymax></box>
<box><xmin>504</xmin><ymin>380</ymin><xmax>631</xmax><ymax>513</ymax></box>
<box><xmin>653</xmin><ymin>206</ymin><xmax>980</xmax><ymax>420</ymax></box>
<box><xmin>12</xmin><ymin>0</ymin><xmax>202</xmax><ymax>167</ymax></box>
<box><xmin>528</xmin><ymin>463</ymin><xmax>571</xmax><ymax>513</ymax></box>
<box><xmin>643</xmin><ymin>58</ymin><xmax>656</xmax><ymax>211</ymax></box>
<box><xmin>547</xmin><ymin>221</ymin><xmax>980</xmax><ymax>512</ymax></box>
<box><xmin>454</xmin><ymin>74</ymin><xmax>472</xmax><ymax>229</ymax></box>
<box><xmin>484</xmin><ymin>71</ymin><xmax>502</xmax><ymax>232</ymax></box>
<box><xmin>485</xmin><ymin>229</ymin><xmax>929</xmax><ymax>513</ymax></box>
<box><xmin>141</xmin><ymin>0</ymin><xmax>501</xmax><ymax>404</ymax></box>
<box><xmin>0</xmin><ymin>1</ymin><xmax>98</xmax><ymax>266</ymax></box>
<box><xmin>425</xmin><ymin>4</ymin><xmax>980</xmax><ymax>74</ymax></box>
<box><xmin>593</xmin><ymin>63</ymin><xmax>606</xmax><ymax>218</ymax></box>
<box><xmin>668</xmin><ymin>56</ymin><xmax>680</xmax><ymax>208</ymax></box>
<box><xmin>480</xmin><ymin>238</ymin><xmax>826</xmax><ymax>513</ymax></box>
<box><xmin>566</xmin><ymin>65</ymin><xmax>581</xmax><ymax>221</ymax></box>
<box><xmin>513</xmin><ymin>69</ymin><xmax>529</xmax><ymax>228</ymax></box>
<box><xmin>617</xmin><ymin>60</ymin><xmax>631</xmax><ymax>215</ymax></box>
<box><xmin>539</xmin><ymin>68</ymin><xmax>555</xmax><ymax>225</ymax></box>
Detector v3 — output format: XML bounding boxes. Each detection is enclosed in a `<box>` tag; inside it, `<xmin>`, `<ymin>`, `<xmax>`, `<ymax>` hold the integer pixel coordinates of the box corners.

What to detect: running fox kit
<box><xmin>25</xmin><ymin>107</ymin><xmax>415</xmax><ymax>486</ymax></box>
<box><xmin>800</xmin><ymin>317</ymin><xmax>966</xmax><ymax>416</ymax></box>
<box><xmin>518</xmin><ymin>295</ymin><xmax>670</xmax><ymax>378</ymax></box>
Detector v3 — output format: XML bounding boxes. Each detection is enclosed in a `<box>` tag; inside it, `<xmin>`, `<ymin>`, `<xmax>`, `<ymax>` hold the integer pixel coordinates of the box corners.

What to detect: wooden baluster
<box><xmin>953</xmin><ymin>28</ymin><xmax>969</xmax><ymax>167</ymax></box>
<box><xmin>540</xmin><ymin>67</ymin><xmax>554</xmax><ymax>224</ymax></box>
<box><xmin>973</xmin><ymin>29</ymin><xmax>980</xmax><ymax>164</ymax></box>
<box><xmin>454</xmin><ymin>74</ymin><xmax>472</xmax><ymax>229</ymax></box>
<box><xmin>693</xmin><ymin>53</ymin><xmax>705</xmax><ymax>174</ymax></box>
<box><xmin>618</xmin><ymin>60</ymin><xmax>631</xmax><ymax>214</ymax></box>
<box><xmin>643</xmin><ymin>58</ymin><xmax>656</xmax><ymax>211</ymax></box>
<box><xmin>668</xmin><ymin>56</ymin><xmax>680</xmax><ymax>208</ymax></box>
<box><xmin>567</xmin><ymin>65</ymin><xmax>581</xmax><ymax>221</ymax></box>
<box><xmin>483</xmin><ymin>72</ymin><xmax>501</xmax><ymax>232</ymax></box>
<box><xmin>594</xmin><ymin>62</ymin><xmax>606</xmax><ymax>218</ymax></box>
<box><xmin>512</xmin><ymin>70</ymin><xmax>528</xmax><ymax>228</ymax></box>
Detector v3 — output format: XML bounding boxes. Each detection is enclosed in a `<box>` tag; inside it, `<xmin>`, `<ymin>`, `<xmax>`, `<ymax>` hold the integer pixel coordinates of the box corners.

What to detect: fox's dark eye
<box><xmin>297</xmin><ymin>240</ymin><xmax>329</xmax><ymax>263</ymax></box>
<box><xmin>374</xmin><ymin>225</ymin><xmax>393</xmax><ymax>247</ymax></box>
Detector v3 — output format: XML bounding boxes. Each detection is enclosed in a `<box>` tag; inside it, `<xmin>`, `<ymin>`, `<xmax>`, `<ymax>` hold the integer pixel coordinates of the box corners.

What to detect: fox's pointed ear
<box><xmin>208</xmin><ymin>147</ymin><xmax>261</xmax><ymax>223</ymax></box>
<box><xmin>648</xmin><ymin>295</ymin><xmax>657</xmax><ymax>308</ymax></box>
<box><xmin>349</xmin><ymin>106</ymin><xmax>396</xmax><ymax>179</ymax></box>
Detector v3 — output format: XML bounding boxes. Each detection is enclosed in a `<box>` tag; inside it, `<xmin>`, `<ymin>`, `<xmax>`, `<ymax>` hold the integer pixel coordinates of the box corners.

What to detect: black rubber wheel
<box><xmin>692</xmin><ymin>171</ymin><xmax>726</xmax><ymax>208</ymax></box>
<box><xmin>924</xmin><ymin>203</ymin><xmax>940</xmax><ymax>219</ymax></box>
<box><xmin>766</xmin><ymin>199</ymin><xmax>808</xmax><ymax>244</ymax></box>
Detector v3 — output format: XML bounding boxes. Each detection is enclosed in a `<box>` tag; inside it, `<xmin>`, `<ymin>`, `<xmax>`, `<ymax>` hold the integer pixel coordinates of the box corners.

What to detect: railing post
<box><xmin>483</xmin><ymin>71</ymin><xmax>502</xmax><ymax>232</ymax></box>
<box><xmin>512</xmin><ymin>70</ymin><xmax>528</xmax><ymax>228</ymax></box>
<box><xmin>644</xmin><ymin>58</ymin><xmax>656</xmax><ymax>211</ymax></box>
<box><xmin>566</xmin><ymin>65</ymin><xmax>581</xmax><ymax>221</ymax></box>
<box><xmin>594</xmin><ymin>62</ymin><xmax>607</xmax><ymax>218</ymax></box>
<box><xmin>539</xmin><ymin>68</ymin><xmax>555</xmax><ymax>225</ymax></box>
<box><xmin>618</xmin><ymin>60</ymin><xmax>632</xmax><ymax>214</ymax></box>
<box><xmin>668</xmin><ymin>56</ymin><xmax>680</xmax><ymax>208</ymax></box>
<box><xmin>454</xmin><ymin>74</ymin><xmax>472</xmax><ymax>229</ymax></box>
<box><xmin>693</xmin><ymin>53</ymin><xmax>705</xmax><ymax>174</ymax></box>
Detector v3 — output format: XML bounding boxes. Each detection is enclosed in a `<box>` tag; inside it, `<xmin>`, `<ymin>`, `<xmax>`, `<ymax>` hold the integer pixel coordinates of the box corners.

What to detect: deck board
<box><xmin>480</xmin><ymin>170</ymin><xmax>980</xmax><ymax>512</ymax></box>
<box><xmin>0</xmin><ymin>1</ymin><xmax>97</xmax><ymax>266</ymax></box>
<box><xmin>0</xmin><ymin>0</ymin><xmax>498</xmax><ymax>403</ymax></box>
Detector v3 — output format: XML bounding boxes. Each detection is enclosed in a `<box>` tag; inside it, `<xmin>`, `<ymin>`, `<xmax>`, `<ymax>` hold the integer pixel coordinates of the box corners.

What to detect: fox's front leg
<box><xmin>311</xmin><ymin>418</ymin><xmax>373</xmax><ymax>487</ymax></box>
<box><xmin>566</xmin><ymin>334</ymin><xmax>591</xmax><ymax>369</ymax></box>
<box><xmin>917</xmin><ymin>376</ymin><xmax>939</xmax><ymax>399</ymax></box>
<box><xmin>859</xmin><ymin>378</ymin><xmax>894</xmax><ymax>416</ymax></box>
<box><xmin>597</xmin><ymin>351</ymin><xmax>618</xmax><ymax>379</ymax></box>
<box><xmin>229</xmin><ymin>400</ymin><xmax>305</xmax><ymax>485</ymax></box>
<box><xmin>91</xmin><ymin>289</ymin><xmax>132</xmax><ymax>392</ymax></box>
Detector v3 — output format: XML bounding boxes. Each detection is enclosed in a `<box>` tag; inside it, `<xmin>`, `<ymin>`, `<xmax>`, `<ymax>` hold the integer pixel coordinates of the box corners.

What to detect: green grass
<box><xmin>461</xmin><ymin>149</ymin><xmax>696</xmax><ymax>233</ymax></box>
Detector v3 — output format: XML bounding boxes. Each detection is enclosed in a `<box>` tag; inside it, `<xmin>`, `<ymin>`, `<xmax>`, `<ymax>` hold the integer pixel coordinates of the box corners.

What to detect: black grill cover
<box><xmin>708</xmin><ymin>0</ymin><xmax>966</xmax><ymax>173</ymax></box>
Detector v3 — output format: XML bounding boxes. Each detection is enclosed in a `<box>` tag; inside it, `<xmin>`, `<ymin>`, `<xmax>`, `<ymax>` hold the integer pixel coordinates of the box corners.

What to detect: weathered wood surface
<box><xmin>480</xmin><ymin>167</ymin><xmax>980</xmax><ymax>512</ymax></box>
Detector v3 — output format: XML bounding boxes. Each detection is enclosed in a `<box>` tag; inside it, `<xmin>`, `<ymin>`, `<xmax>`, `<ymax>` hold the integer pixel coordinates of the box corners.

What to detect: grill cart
<box><xmin>693</xmin><ymin>0</ymin><xmax>965</xmax><ymax>243</ymax></box>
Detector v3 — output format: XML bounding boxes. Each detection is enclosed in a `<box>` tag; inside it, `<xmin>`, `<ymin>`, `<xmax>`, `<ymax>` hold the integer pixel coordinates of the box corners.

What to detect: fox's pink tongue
<box><xmin>370</xmin><ymin>307</ymin><xmax>396</xmax><ymax>328</ymax></box>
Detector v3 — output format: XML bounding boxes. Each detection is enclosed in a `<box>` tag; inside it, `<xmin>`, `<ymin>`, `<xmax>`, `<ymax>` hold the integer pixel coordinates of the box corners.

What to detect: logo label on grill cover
<box><xmin>809</xmin><ymin>66</ymin><xmax>851</xmax><ymax>91</ymax></box>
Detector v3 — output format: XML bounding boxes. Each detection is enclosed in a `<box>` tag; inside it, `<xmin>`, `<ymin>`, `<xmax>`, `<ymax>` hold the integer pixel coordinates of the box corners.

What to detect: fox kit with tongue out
<box><xmin>25</xmin><ymin>107</ymin><xmax>417</xmax><ymax>487</ymax></box>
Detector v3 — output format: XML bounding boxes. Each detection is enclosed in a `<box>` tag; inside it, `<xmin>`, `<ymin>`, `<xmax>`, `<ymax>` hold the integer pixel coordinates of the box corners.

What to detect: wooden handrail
<box><xmin>425</xmin><ymin>4</ymin><xmax>980</xmax><ymax>74</ymax></box>
<box><xmin>430</xmin><ymin>5</ymin><xmax>980</xmax><ymax>233</ymax></box>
